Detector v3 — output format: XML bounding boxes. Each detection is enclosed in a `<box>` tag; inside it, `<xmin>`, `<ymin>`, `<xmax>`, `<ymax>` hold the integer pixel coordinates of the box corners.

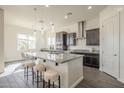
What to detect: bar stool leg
<box><xmin>32</xmin><ymin>67</ymin><xmax>34</xmax><ymax>85</ymax></box>
<box><xmin>40</xmin><ymin>72</ymin><xmax>42</xmax><ymax>81</ymax></box>
<box><xmin>43</xmin><ymin>78</ymin><xmax>45</xmax><ymax>88</ymax></box>
<box><xmin>35</xmin><ymin>73</ymin><xmax>36</xmax><ymax>78</ymax></box>
<box><xmin>24</xmin><ymin>67</ymin><xmax>26</xmax><ymax>77</ymax></box>
<box><xmin>37</xmin><ymin>70</ymin><xmax>39</xmax><ymax>88</ymax></box>
<box><xmin>27</xmin><ymin>66</ymin><xmax>28</xmax><ymax>81</ymax></box>
<box><xmin>58</xmin><ymin>75</ymin><xmax>60</xmax><ymax>88</ymax></box>
<box><xmin>53</xmin><ymin>82</ymin><xmax>54</xmax><ymax>88</ymax></box>
<box><xmin>48</xmin><ymin>80</ymin><xmax>51</xmax><ymax>88</ymax></box>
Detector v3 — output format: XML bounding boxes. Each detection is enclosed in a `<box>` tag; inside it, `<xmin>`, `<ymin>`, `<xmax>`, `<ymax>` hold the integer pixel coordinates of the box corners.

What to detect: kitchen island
<box><xmin>26</xmin><ymin>51</ymin><xmax>83</xmax><ymax>88</ymax></box>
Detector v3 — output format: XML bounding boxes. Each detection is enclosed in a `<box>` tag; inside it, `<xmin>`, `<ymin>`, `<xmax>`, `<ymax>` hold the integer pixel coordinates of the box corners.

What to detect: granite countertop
<box><xmin>25</xmin><ymin>51</ymin><xmax>83</xmax><ymax>64</ymax></box>
<box><xmin>40</xmin><ymin>49</ymin><xmax>64</xmax><ymax>53</ymax></box>
<box><xmin>71</xmin><ymin>49</ymin><xmax>99</xmax><ymax>55</ymax></box>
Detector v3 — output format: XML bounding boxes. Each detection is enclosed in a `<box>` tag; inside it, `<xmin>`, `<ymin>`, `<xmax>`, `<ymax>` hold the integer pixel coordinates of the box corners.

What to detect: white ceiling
<box><xmin>0</xmin><ymin>5</ymin><xmax>107</xmax><ymax>30</ymax></box>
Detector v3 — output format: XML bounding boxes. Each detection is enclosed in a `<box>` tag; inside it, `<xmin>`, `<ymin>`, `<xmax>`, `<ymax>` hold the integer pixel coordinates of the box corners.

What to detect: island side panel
<box><xmin>68</xmin><ymin>57</ymin><xmax>83</xmax><ymax>88</ymax></box>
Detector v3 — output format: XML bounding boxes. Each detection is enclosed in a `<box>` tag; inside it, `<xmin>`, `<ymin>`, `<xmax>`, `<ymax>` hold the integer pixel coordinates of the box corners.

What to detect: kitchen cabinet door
<box><xmin>67</xmin><ymin>33</ymin><xmax>76</xmax><ymax>46</ymax></box>
<box><xmin>56</xmin><ymin>32</ymin><xmax>67</xmax><ymax>50</ymax></box>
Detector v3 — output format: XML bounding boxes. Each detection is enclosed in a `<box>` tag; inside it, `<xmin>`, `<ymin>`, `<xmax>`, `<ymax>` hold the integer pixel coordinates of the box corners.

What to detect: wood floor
<box><xmin>0</xmin><ymin>64</ymin><xmax>124</xmax><ymax>88</ymax></box>
<box><xmin>76</xmin><ymin>66</ymin><xmax>124</xmax><ymax>88</ymax></box>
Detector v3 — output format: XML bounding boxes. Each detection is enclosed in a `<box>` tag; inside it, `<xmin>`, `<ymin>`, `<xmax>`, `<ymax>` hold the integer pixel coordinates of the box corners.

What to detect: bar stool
<box><xmin>23</xmin><ymin>61</ymin><xmax>35</xmax><ymax>81</ymax></box>
<box><xmin>33</xmin><ymin>63</ymin><xmax>46</xmax><ymax>88</ymax></box>
<box><xmin>44</xmin><ymin>69</ymin><xmax>61</xmax><ymax>88</ymax></box>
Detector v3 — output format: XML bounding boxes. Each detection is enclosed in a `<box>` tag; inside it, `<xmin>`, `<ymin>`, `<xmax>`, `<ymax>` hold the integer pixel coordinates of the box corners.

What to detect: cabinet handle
<box><xmin>114</xmin><ymin>54</ymin><xmax>117</xmax><ymax>56</ymax></box>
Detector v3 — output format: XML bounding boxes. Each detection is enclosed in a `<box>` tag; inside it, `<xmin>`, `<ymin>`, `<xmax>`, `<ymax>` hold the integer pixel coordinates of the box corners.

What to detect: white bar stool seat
<box><xmin>44</xmin><ymin>69</ymin><xmax>59</xmax><ymax>82</ymax></box>
<box><xmin>23</xmin><ymin>62</ymin><xmax>35</xmax><ymax>68</ymax></box>
<box><xmin>33</xmin><ymin>63</ymin><xmax>46</xmax><ymax>73</ymax></box>
<box><xmin>44</xmin><ymin>69</ymin><xmax>60</xmax><ymax>88</ymax></box>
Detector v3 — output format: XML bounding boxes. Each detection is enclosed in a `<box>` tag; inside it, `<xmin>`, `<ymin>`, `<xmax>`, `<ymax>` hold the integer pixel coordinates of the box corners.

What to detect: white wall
<box><xmin>118</xmin><ymin>6</ymin><xmax>124</xmax><ymax>83</ymax></box>
<box><xmin>56</xmin><ymin>16</ymin><xmax>100</xmax><ymax>51</ymax></box>
<box><xmin>0</xmin><ymin>9</ymin><xmax>4</xmax><ymax>73</ymax></box>
<box><xmin>4</xmin><ymin>24</ymin><xmax>42</xmax><ymax>62</ymax></box>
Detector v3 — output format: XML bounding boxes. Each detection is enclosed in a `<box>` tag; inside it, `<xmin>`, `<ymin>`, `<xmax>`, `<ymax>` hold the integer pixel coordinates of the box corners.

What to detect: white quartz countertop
<box><xmin>25</xmin><ymin>51</ymin><xmax>83</xmax><ymax>64</ymax></box>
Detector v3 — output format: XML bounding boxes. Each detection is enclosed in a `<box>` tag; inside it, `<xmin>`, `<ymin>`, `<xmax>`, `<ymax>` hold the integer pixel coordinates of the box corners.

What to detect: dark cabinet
<box><xmin>56</xmin><ymin>32</ymin><xmax>76</xmax><ymax>50</ymax></box>
<box><xmin>56</xmin><ymin>32</ymin><xmax>68</xmax><ymax>50</ymax></box>
<box><xmin>71</xmin><ymin>50</ymin><xmax>99</xmax><ymax>68</ymax></box>
<box><xmin>83</xmin><ymin>54</ymin><xmax>99</xmax><ymax>68</ymax></box>
<box><xmin>86</xmin><ymin>28</ymin><xmax>99</xmax><ymax>46</ymax></box>
<box><xmin>67</xmin><ymin>33</ymin><xmax>76</xmax><ymax>46</ymax></box>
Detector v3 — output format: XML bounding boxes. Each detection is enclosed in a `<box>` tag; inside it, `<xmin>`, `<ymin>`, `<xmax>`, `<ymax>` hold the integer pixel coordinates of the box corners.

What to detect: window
<box><xmin>17</xmin><ymin>34</ymin><xmax>36</xmax><ymax>51</ymax></box>
<box><xmin>48</xmin><ymin>37</ymin><xmax>55</xmax><ymax>46</ymax></box>
<box><xmin>48</xmin><ymin>37</ymin><xmax>55</xmax><ymax>49</ymax></box>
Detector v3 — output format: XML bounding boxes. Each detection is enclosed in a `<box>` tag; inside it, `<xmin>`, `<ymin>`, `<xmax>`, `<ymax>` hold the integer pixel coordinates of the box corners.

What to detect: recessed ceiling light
<box><xmin>45</xmin><ymin>5</ymin><xmax>49</xmax><ymax>7</ymax></box>
<box><xmin>64</xmin><ymin>15</ymin><xmax>68</xmax><ymax>19</ymax></box>
<box><xmin>88</xmin><ymin>6</ymin><xmax>92</xmax><ymax>10</ymax></box>
<box><xmin>64</xmin><ymin>12</ymin><xmax>72</xmax><ymax>19</ymax></box>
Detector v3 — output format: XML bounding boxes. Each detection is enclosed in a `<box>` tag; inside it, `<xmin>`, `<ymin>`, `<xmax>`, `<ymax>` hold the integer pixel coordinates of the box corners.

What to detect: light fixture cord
<box><xmin>34</xmin><ymin>8</ymin><xmax>37</xmax><ymax>32</ymax></box>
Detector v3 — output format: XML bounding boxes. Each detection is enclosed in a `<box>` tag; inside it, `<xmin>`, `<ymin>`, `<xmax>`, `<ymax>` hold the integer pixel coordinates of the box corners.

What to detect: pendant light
<box><xmin>39</xmin><ymin>20</ymin><xmax>44</xmax><ymax>35</ymax></box>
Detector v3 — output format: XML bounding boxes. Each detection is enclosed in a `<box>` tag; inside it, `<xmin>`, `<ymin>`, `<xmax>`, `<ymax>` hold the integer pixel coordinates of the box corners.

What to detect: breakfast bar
<box><xmin>26</xmin><ymin>51</ymin><xmax>83</xmax><ymax>88</ymax></box>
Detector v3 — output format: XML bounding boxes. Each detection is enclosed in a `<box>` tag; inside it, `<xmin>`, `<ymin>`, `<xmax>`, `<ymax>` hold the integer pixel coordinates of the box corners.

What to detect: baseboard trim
<box><xmin>118</xmin><ymin>78</ymin><xmax>124</xmax><ymax>83</ymax></box>
<box><xmin>99</xmin><ymin>66</ymin><xmax>103</xmax><ymax>72</ymax></box>
<box><xmin>70</xmin><ymin>76</ymin><xmax>83</xmax><ymax>88</ymax></box>
<box><xmin>5</xmin><ymin>58</ymin><xmax>32</xmax><ymax>63</ymax></box>
<box><xmin>0</xmin><ymin>69</ymin><xmax>4</xmax><ymax>74</ymax></box>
